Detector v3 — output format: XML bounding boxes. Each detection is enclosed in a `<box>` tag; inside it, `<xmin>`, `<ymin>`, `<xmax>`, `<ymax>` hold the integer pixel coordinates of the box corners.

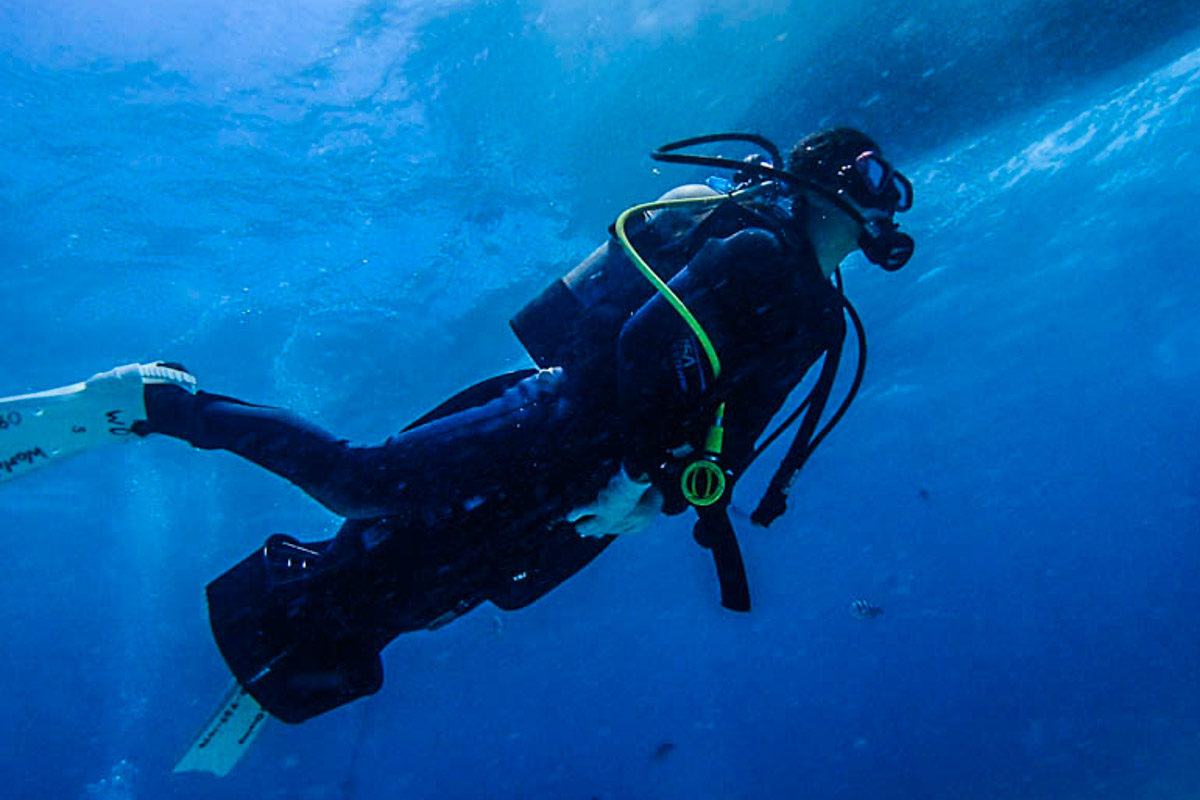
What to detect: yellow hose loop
<box><xmin>613</xmin><ymin>196</ymin><xmax>728</xmax><ymax>381</ymax></box>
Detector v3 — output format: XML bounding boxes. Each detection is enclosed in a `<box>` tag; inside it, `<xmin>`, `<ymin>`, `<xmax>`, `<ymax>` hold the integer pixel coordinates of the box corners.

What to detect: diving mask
<box><xmin>839</xmin><ymin>151</ymin><xmax>913</xmax><ymax>213</ymax></box>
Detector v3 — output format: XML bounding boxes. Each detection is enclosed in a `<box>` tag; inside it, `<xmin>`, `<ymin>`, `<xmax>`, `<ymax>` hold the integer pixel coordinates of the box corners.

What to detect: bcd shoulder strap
<box><xmin>751</xmin><ymin>328</ymin><xmax>845</xmax><ymax>527</ymax></box>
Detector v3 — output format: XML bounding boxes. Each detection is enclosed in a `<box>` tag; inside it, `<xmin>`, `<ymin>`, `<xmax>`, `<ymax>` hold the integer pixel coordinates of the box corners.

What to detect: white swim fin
<box><xmin>174</xmin><ymin>682</ymin><xmax>269</xmax><ymax>777</ymax></box>
<box><xmin>0</xmin><ymin>362</ymin><xmax>196</xmax><ymax>483</ymax></box>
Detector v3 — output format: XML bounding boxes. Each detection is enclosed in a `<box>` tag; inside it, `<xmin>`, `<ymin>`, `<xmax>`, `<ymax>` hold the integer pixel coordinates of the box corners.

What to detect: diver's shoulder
<box><xmin>713</xmin><ymin>226</ymin><xmax>787</xmax><ymax>261</ymax></box>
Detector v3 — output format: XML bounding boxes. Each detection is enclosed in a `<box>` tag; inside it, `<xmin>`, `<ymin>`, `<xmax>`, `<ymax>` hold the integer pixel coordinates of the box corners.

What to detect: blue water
<box><xmin>2</xmin><ymin>1</ymin><xmax>1199</xmax><ymax>798</ymax></box>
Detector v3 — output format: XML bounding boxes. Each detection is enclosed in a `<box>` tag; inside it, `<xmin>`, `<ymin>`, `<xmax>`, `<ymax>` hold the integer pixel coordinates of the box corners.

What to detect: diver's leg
<box><xmin>136</xmin><ymin>386</ymin><xmax>389</xmax><ymax>517</ymax></box>
<box><xmin>309</xmin><ymin>367</ymin><xmax>587</xmax><ymax>518</ymax></box>
<box><xmin>138</xmin><ymin>368</ymin><xmax>584</xmax><ymax>519</ymax></box>
<box><xmin>328</xmin><ymin>368</ymin><xmax>580</xmax><ymax>516</ymax></box>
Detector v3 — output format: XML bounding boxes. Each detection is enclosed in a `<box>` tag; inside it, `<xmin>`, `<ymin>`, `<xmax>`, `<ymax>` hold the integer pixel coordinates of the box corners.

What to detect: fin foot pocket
<box><xmin>0</xmin><ymin>361</ymin><xmax>198</xmax><ymax>483</ymax></box>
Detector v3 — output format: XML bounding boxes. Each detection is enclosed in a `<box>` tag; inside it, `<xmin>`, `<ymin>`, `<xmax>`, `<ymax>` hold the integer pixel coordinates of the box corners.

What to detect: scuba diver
<box><xmin>0</xmin><ymin>128</ymin><xmax>915</xmax><ymax>739</ymax></box>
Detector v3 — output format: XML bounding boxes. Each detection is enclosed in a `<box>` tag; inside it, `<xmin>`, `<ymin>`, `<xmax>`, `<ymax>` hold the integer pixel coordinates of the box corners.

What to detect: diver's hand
<box><xmin>567</xmin><ymin>467</ymin><xmax>663</xmax><ymax>537</ymax></box>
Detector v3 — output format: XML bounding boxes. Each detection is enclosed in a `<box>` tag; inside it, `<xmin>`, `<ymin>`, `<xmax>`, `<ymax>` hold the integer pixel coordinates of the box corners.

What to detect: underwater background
<box><xmin>2</xmin><ymin>0</ymin><xmax>1199</xmax><ymax>798</ymax></box>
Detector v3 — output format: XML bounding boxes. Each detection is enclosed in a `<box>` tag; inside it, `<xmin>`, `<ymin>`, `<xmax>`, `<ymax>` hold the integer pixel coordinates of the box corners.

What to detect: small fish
<box><xmin>850</xmin><ymin>599</ymin><xmax>884</xmax><ymax>619</ymax></box>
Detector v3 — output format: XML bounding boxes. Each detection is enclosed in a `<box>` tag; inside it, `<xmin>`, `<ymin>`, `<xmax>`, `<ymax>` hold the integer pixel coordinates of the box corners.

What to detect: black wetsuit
<box><xmin>142</xmin><ymin>200</ymin><xmax>846</xmax><ymax>722</ymax></box>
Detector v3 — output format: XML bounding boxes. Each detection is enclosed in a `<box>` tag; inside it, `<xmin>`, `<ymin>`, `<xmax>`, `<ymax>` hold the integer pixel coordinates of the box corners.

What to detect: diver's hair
<box><xmin>787</xmin><ymin>127</ymin><xmax>881</xmax><ymax>189</ymax></box>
